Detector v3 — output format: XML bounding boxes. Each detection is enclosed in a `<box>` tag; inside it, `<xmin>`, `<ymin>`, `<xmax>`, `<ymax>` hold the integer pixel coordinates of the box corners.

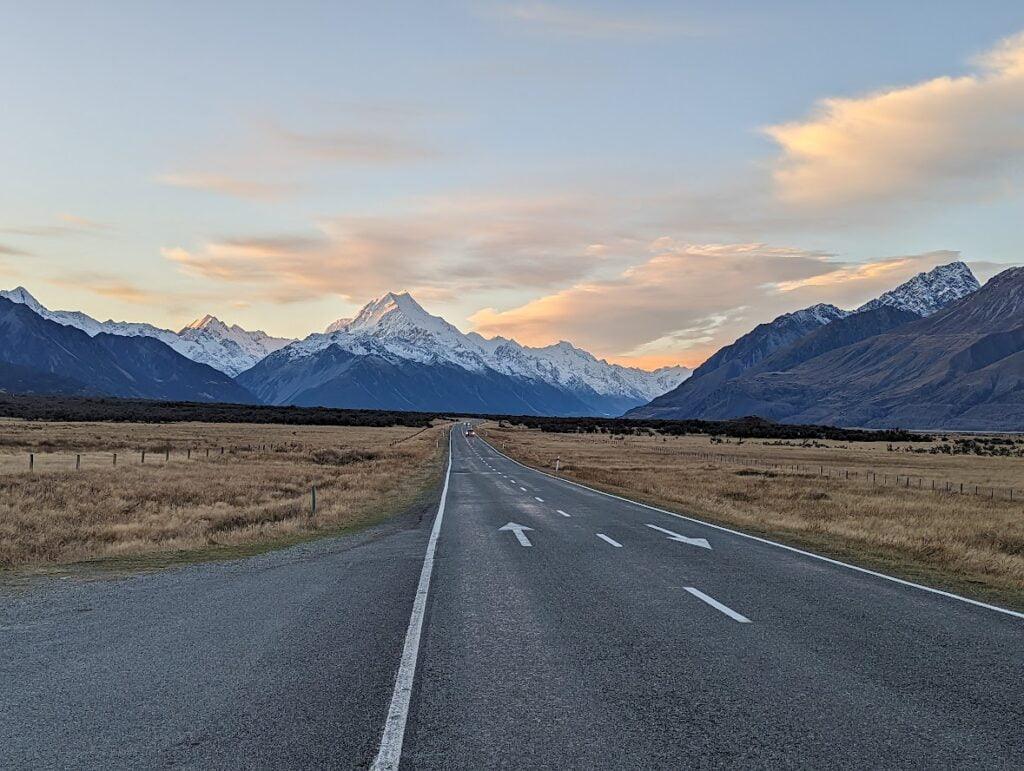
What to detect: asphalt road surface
<box><xmin>2</xmin><ymin>426</ymin><xmax>1021</xmax><ymax>769</ymax></box>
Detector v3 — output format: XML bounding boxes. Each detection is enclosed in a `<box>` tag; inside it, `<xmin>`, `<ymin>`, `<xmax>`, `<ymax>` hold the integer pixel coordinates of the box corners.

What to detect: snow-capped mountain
<box><xmin>857</xmin><ymin>261</ymin><xmax>980</xmax><ymax>317</ymax></box>
<box><xmin>265</xmin><ymin>292</ymin><xmax>690</xmax><ymax>414</ymax></box>
<box><xmin>176</xmin><ymin>315</ymin><xmax>294</xmax><ymax>376</ymax></box>
<box><xmin>629</xmin><ymin>260</ymin><xmax>984</xmax><ymax>420</ymax></box>
<box><xmin>0</xmin><ymin>287</ymin><xmax>292</xmax><ymax>377</ymax></box>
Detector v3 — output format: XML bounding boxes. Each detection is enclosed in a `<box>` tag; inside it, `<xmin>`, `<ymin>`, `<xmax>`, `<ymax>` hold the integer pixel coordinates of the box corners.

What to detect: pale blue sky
<box><xmin>2</xmin><ymin>1</ymin><xmax>1023</xmax><ymax>366</ymax></box>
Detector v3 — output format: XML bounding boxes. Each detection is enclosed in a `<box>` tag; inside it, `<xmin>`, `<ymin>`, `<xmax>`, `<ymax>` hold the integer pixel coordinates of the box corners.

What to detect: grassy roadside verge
<box><xmin>1</xmin><ymin>422</ymin><xmax>451</xmax><ymax>579</ymax></box>
<box><xmin>479</xmin><ymin>425</ymin><xmax>1024</xmax><ymax>613</ymax></box>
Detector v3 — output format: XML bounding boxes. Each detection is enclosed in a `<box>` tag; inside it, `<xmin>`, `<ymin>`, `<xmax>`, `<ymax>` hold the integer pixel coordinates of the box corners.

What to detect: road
<box><xmin>2</xmin><ymin>426</ymin><xmax>1022</xmax><ymax>769</ymax></box>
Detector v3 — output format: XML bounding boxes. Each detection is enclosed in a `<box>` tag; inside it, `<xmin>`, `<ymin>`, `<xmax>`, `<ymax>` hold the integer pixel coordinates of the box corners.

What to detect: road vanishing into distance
<box><xmin>2</xmin><ymin>426</ymin><xmax>1022</xmax><ymax>769</ymax></box>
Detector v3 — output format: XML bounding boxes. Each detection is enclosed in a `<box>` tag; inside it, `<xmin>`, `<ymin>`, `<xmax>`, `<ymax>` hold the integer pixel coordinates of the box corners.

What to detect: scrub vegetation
<box><xmin>482</xmin><ymin>424</ymin><xmax>1024</xmax><ymax>610</ymax></box>
<box><xmin>0</xmin><ymin>419</ymin><xmax>449</xmax><ymax>571</ymax></box>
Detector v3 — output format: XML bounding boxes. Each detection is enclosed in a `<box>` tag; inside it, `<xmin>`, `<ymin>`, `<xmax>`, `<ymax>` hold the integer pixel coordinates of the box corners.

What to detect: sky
<box><xmin>2</xmin><ymin>1</ymin><xmax>1024</xmax><ymax>369</ymax></box>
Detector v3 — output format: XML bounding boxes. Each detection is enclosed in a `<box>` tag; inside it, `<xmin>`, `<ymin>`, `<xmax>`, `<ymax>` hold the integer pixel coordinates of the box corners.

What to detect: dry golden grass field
<box><xmin>0</xmin><ymin>419</ymin><xmax>449</xmax><ymax>571</ymax></box>
<box><xmin>481</xmin><ymin>424</ymin><xmax>1024</xmax><ymax>609</ymax></box>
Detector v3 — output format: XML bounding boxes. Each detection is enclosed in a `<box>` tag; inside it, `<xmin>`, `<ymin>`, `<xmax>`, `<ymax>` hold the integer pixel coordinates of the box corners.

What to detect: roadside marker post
<box><xmin>310</xmin><ymin>486</ymin><xmax>317</xmax><ymax>517</ymax></box>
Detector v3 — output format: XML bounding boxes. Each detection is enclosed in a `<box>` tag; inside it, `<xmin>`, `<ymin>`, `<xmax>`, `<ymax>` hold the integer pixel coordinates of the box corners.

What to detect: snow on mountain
<box><xmin>176</xmin><ymin>315</ymin><xmax>293</xmax><ymax>376</ymax></box>
<box><xmin>790</xmin><ymin>303</ymin><xmax>850</xmax><ymax>326</ymax></box>
<box><xmin>856</xmin><ymin>261</ymin><xmax>980</xmax><ymax>317</ymax></box>
<box><xmin>288</xmin><ymin>291</ymin><xmax>690</xmax><ymax>405</ymax></box>
<box><xmin>0</xmin><ymin>287</ymin><xmax>292</xmax><ymax>377</ymax></box>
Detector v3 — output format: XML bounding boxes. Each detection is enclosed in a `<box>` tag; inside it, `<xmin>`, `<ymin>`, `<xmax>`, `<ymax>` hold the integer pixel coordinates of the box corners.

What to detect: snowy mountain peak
<box><xmin>0</xmin><ymin>286</ymin><xmax>45</xmax><ymax>313</ymax></box>
<box><xmin>324</xmin><ymin>317</ymin><xmax>352</xmax><ymax>334</ymax></box>
<box><xmin>1</xmin><ymin>286</ymin><xmax>293</xmax><ymax>377</ymax></box>
<box><xmin>349</xmin><ymin>291</ymin><xmax>437</xmax><ymax>332</ymax></box>
<box><xmin>857</xmin><ymin>261</ymin><xmax>980</xmax><ymax>317</ymax></box>
<box><xmin>181</xmin><ymin>314</ymin><xmax>224</xmax><ymax>333</ymax></box>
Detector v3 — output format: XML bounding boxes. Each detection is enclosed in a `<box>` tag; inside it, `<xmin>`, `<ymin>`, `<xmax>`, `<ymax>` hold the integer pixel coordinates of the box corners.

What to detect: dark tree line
<box><xmin>0</xmin><ymin>394</ymin><xmax>930</xmax><ymax>442</ymax></box>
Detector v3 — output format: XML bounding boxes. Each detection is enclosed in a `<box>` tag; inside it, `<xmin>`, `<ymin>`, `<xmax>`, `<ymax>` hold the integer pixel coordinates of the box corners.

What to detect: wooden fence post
<box><xmin>76</xmin><ymin>454</ymin><xmax>80</xmax><ymax>471</ymax></box>
<box><xmin>310</xmin><ymin>486</ymin><xmax>317</xmax><ymax>517</ymax></box>
<box><xmin>29</xmin><ymin>453</ymin><xmax>34</xmax><ymax>471</ymax></box>
<box><xmin>113</xmin><ymin>453</ymin><xmax>117</xmax><ymax>467</ymax></box>
<box><xmin>141</xmin><ymin>451</ymin><xmax>146</xmax><ymax>464</ymax></box>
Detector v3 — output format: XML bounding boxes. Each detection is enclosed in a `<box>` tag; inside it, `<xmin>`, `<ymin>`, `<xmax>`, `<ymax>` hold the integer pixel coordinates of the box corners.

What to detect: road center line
<box><xmin>596</xmin><ymin>533</ymin><xmax>623</xmax><ymax>548</ymax></box>
<box><xmin>371</xmin><ymin>428</ymin><xmax>454</xmax><ymax>771</ymax></box>
<box><xmin>684</xmin><ymin>587</ymin><xmax>751</xmax><ymax>623</ymax></box>
<box><xmin>556</xmin><ymin>509</ymin><xmax>571</xmax><ymax>517</ymax></box>
<box><xmin>520</xmin><ymin>486</ymin><xmax>527</xmax><ymax>492</ymax></box>
<box><xmin>534</xmin><ymin>496</ymin><xmax>544</xmax><ymax>503</ymax></box>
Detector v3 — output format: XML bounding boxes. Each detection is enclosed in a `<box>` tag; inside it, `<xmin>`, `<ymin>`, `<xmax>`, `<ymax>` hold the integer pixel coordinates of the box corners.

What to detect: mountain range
<box><xmin>0</xmin><ymin>287</ymin><xmax>689</xmax><ymax>416</ymax></box>
<box><xmin>629</xmin><ymin>261</ymin><xmax>1024</xmax><ymax>429</ymax></box>
<box><xmin>239</xmin><ymin>292</ymin><xmax>690</xmax><ymax>415</ymax></box>
<box><xmin>0</xmin><ymin>287</ymin><xmax>292</xmax><ymax>377</ymax></box>
<box><xmin>0</xmin><ymin>298</ymin><xmax>254</xmax><ymax>403</ymax></box>
<box><xmin>4</xmin><ymin>259</ymin><xmax>1022</xmax><ymax>428</ymax></box>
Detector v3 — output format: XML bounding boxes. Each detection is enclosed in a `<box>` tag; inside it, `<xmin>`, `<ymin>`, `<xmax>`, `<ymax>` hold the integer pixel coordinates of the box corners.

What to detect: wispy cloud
<box><xmin>157</xmin><ymin>174</ymin><xmax>299</xmax><ymax>201</ymax></box>
<box><xmin>161</xmin><ymin>194</ymin><xmax>625</xmax><ymax>302</ymax></box>
<box><xmin>2</xmin><ymin>214</ymin><xmax>112</xmax><ymax>238</ymax></box>
<box><xmin>469</xmin><ymin>243</ymin><xmax>964</xmax><ymax>368</ymax></box>
<box><xmin>0</xmin><ymin>243</ymin><xmax>32</xmax><ymax>257</ymax></box>
<box><xmin>764</xmin><ymin>30</ymin><xmax>1024</xmax><ymax>209</ymax></box>
<box><xmin>496</xmin><ymin>2</ymin><xmax>703</xmax><ymax>40</ymax></box>
<box><xmin>268</xmin><ymin>125</ymin><xmax>437</xmax><ymax>164</ymax></box>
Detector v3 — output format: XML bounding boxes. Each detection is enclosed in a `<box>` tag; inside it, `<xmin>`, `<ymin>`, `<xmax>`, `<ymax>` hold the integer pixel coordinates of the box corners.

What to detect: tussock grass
<box><xmin>483</xmin><ymin>425</ymin><xmax>1024</xmax><ymax>609</ymax></box>
<box><xmin>0</xmin><ymin>420</ymin><xmax>447</xmax><ymax>570</ymax></box>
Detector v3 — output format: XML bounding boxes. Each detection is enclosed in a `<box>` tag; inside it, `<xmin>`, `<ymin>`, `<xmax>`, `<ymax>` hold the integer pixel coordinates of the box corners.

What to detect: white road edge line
<box><xmin>557</xmin><ymin>509</ymin><xmax>571</xmax><ymax>517</ymax></box>
<box><xmin>371</xmin><ymin>428</ymin><xmax>454</xmax><ymax>771</ymax></box>
<box><xmin>596</xmin><ymin>533</ymin><xmax>623</xmax><ymax>548</ymax></box>
<box><xmin>480</xmin><ymin>438</ymin><xmax>1024</xmax><ymax>621</ymax></box>
<box><xmin>685</xmin><ymin>587</ymin><xmax>751</xmax><ymax>623</ymax></box>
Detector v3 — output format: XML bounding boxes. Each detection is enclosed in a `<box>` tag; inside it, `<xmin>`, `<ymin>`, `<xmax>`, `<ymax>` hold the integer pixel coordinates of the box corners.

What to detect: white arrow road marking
<box><xmin>556</xmin><ymin>510</ymin><xmax>571</xmax><ymax>517</ymax></box>
<box><xmin>684</xmin><ymin>587</ymin><xmax>751</xmax><ymax>623</ymax></box>
<box><xmin>534</xmin><ymin>496</ymin><xmax>544</xmax><ymax>503</ymax></box>
<box><xmin>646</xmin><ymin>523</ymin><xmax>712</xmax><ymax>550</ymax></box>
<box><xmin>596</xmin><ymin>533</ymin><xmax>622</xmax><ymax>548</ymax></box>
<box><xmin>499</xmin><ymin>522</ymin><xmax>534</xmax><ymax>547</ymax></box>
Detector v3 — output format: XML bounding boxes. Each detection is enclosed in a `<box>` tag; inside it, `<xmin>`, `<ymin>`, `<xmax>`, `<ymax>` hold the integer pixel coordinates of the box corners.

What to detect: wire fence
<box><xmin>684</xmin><ymin>450</ymin><xmax>1021</xmax><ymax>503</ymax></box>
<box><xmin>0</xmin><ymin>443</ymin><xmax>295</xmax><ymax>475</ymax></box>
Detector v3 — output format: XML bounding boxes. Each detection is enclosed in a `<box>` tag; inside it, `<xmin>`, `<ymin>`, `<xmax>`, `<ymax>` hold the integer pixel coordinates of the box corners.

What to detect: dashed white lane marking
<box><xmin>596</xmin><ymin>533</ymin><xmax>622</xmax><ymax>548</ymax></box>
<box><xmin>556</xmin><ymin>510</ymin><xmax>571</xmax><ymax>517</ymax></box>
<box><xmin>534</xmin><ymin>496</ymin><xmax>544</xmax><ymax>503</ymax></box>
<box><xmin>481</xmin><ymin>440</ymin><xmax>1024</xmax><ymax>622</ymax></box>
<box><xmin>371</xmin><ymin>430</ymin><xmax>454</xmax><ymax>770</ymax></box>
<box><xmin>519</xmin><ymin>486</ymin><xmax>528</xmax><ymax>492</ymax></box>
<box><xmin>684</xmin><ymin>587</ymin><xmax>751</xmax><ymax>623</ymax></box>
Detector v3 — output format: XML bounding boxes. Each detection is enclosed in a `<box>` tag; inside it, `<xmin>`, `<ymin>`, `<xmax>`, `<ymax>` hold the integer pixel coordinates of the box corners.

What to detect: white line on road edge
<box><xmin>685</xmin><ymin>587</ymin><xmax>751</xmax><ymax>623</ymax></box>
<box><xmin>371</xmin><ymin>428</ymin><xmax>453</xmax><ymax>771</ymax></box>
<box><xmin>596</xmin><ymin>533</ymin><xmax>623</xmax><ymax>548</ymax></box>
<box><xmin>557</xmin><ymin>510</ymin><xmax>571</xmax><ymax>517</ymax></box>
<box><xmin>535</xmin><ymin>496</ymin><xmax>545</xmax><ymax>503</ymax></box>
<box><xmin>479</xmin><ymin>438</ymin><xmax>1024</xmax><ymax>620</ymax></box>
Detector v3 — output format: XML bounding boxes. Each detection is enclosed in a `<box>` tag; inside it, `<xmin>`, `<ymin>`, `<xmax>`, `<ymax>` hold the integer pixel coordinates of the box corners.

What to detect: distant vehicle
<box><xmin>466</xmin><ymin>428</ymin><xmax>476</xmax><ymax>437</ymax></box>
